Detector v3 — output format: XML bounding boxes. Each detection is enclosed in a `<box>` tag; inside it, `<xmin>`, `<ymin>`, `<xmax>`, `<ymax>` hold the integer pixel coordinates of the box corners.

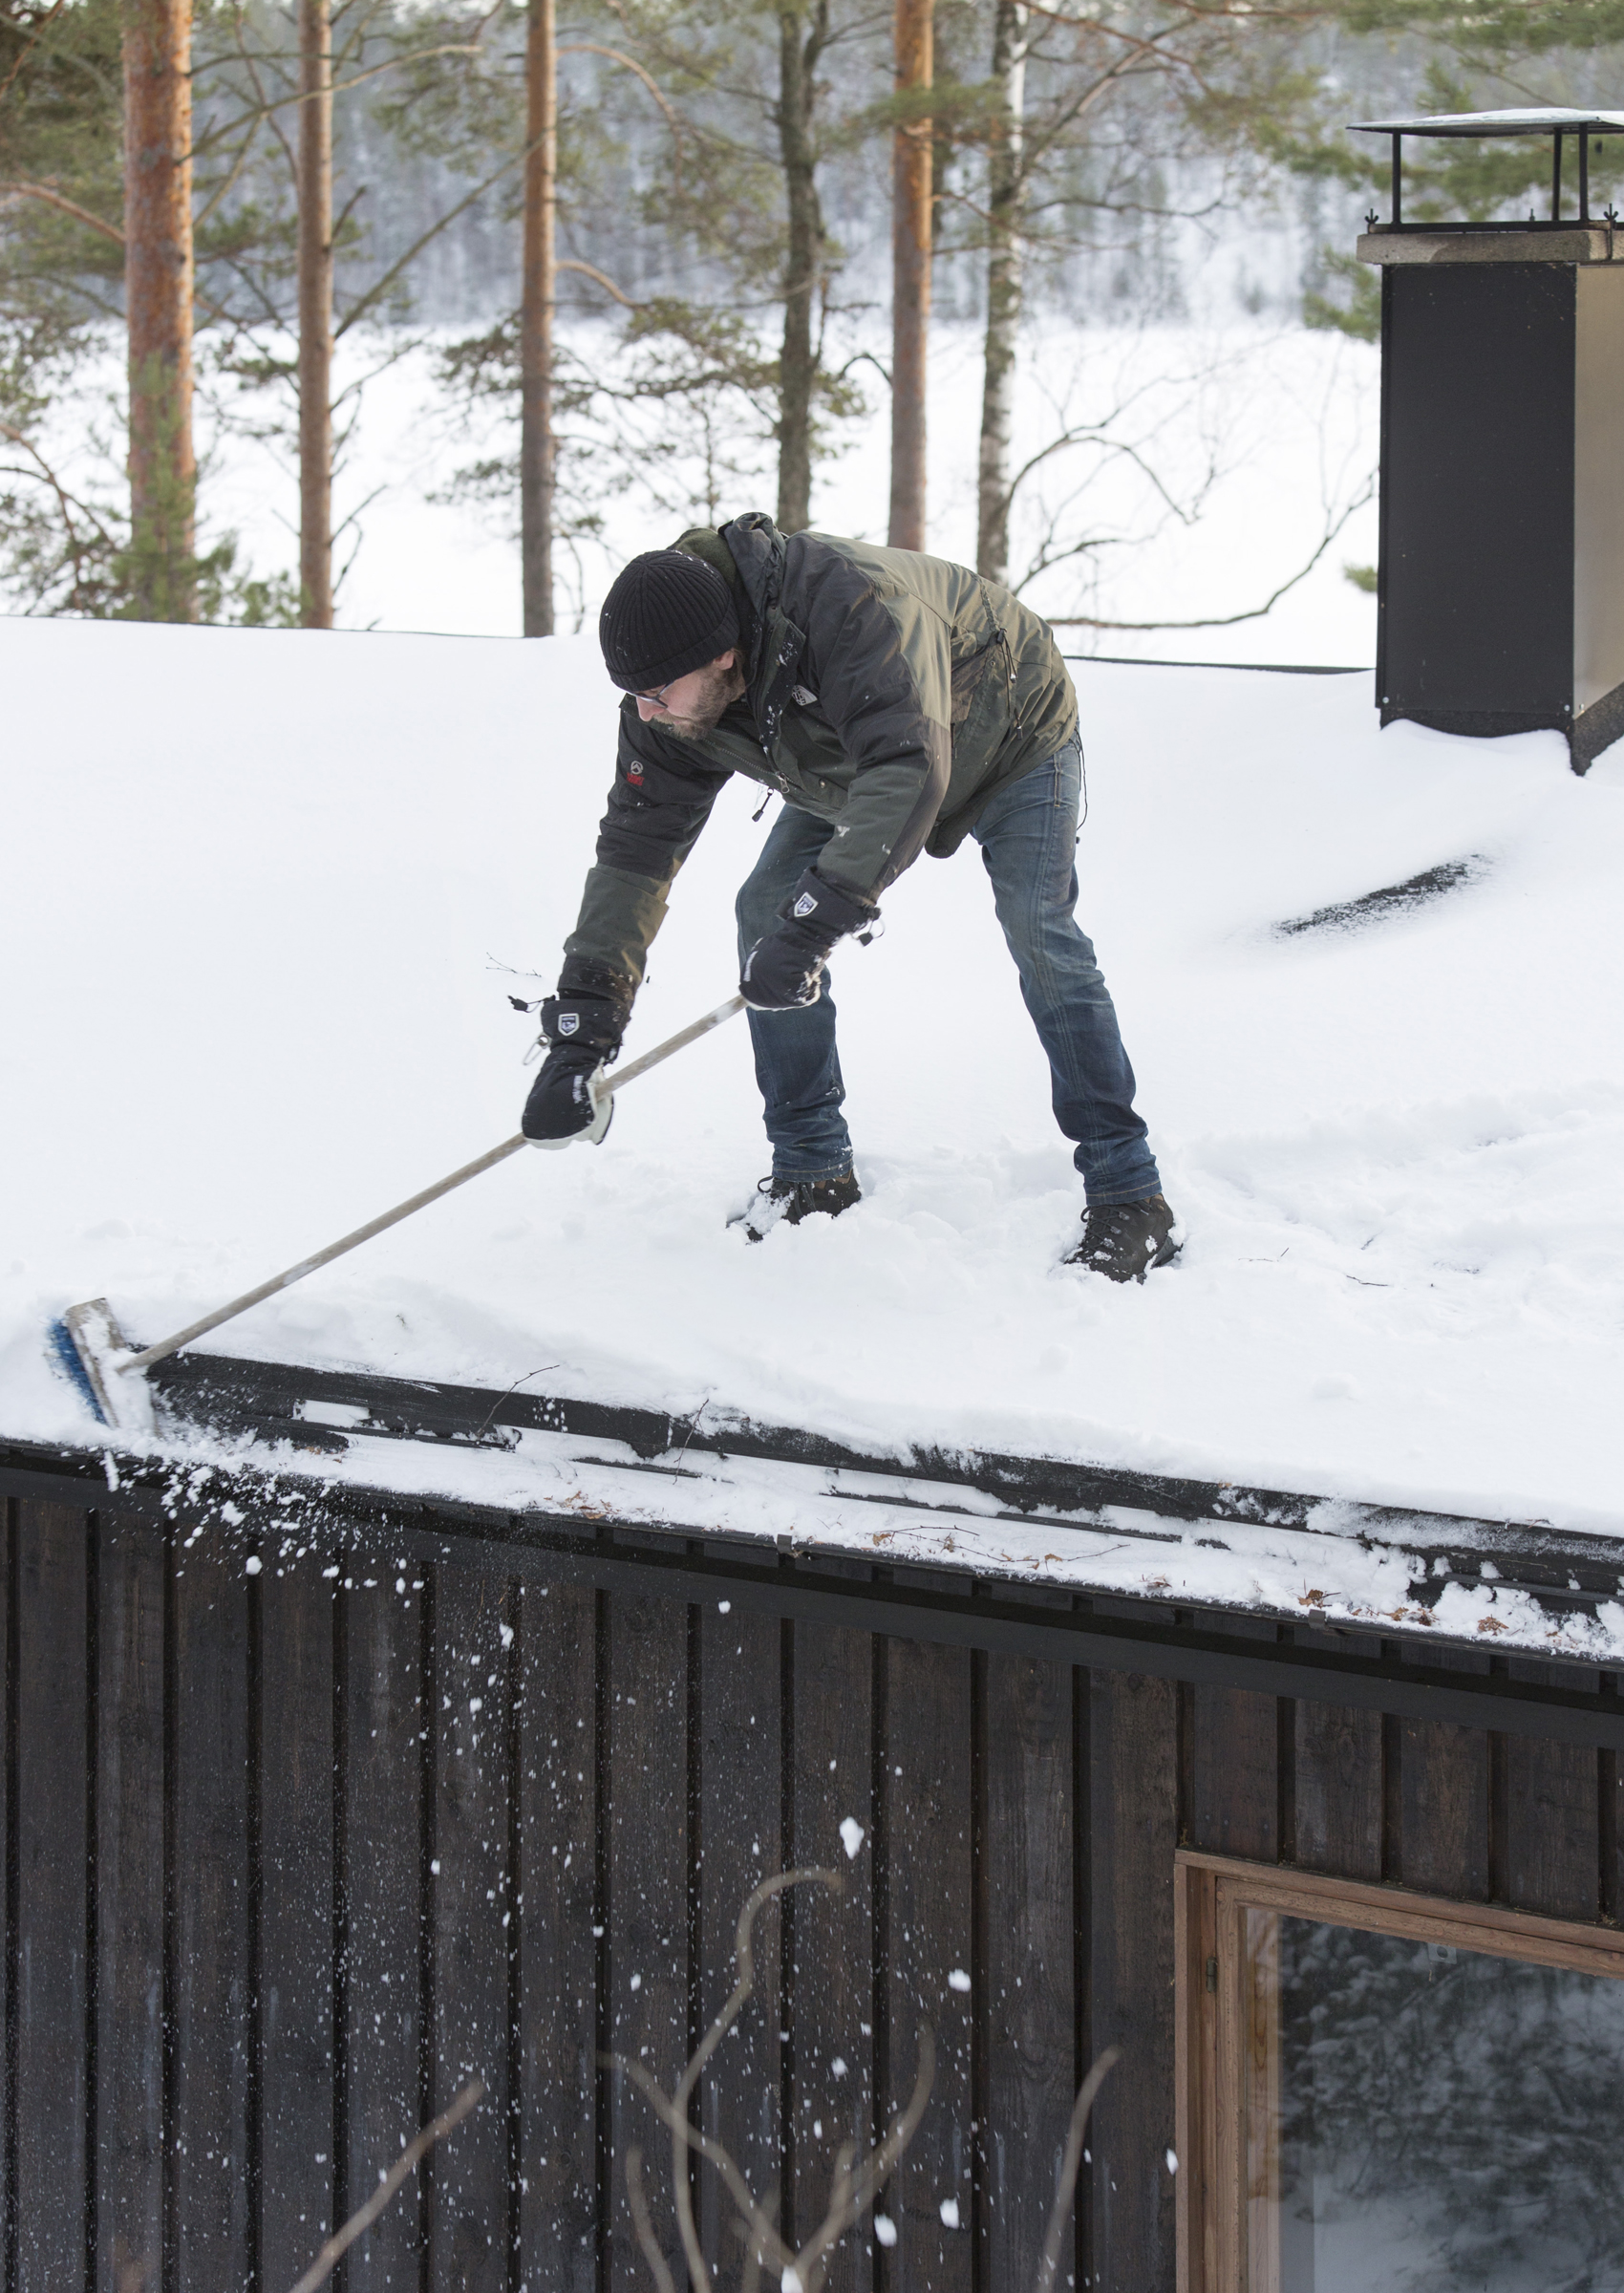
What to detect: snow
<box><xmin>181</xmin><ymin>320</ymin><xmax>1379</xmax><ymax>667</ymax></box>
<box><xmin>3</xmin><ymin>611</ymin><xmax>1623</xmax><ymax>1584</ymax></box>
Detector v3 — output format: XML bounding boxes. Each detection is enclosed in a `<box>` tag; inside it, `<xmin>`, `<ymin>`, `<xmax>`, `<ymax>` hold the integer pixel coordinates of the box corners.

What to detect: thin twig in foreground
<box><xmin>627</xmin><ymin>2147</ymin><xmax>679</xmax><ymax>2293</ymax></box>
<box><xmin>286</xmin><ymin>2076</ymin><xmax>483</xmax><ymax>2293</ymax></box>
<box><xmin>1032</xmin><ymin>2047</ymin><xmax>1122</xmax><ymax>2293</ymax></box>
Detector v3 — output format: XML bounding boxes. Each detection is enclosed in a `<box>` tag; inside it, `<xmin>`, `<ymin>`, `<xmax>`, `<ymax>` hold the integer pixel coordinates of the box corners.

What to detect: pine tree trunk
<box><xmin>520</xmin><ymin>0</ymin><xmax>555</xmax><ymax>636</ymax></box>
<box><xmin>776</xmin><ymin>0</ymin><xmax>824</xmax><ymax>536</ymax></box>
<box><xmin>297</xmin><ymin>0</ymin><xmax>333</xmax><ymax>627</ymax></box>
<box><xmin>975</xmin><ymin>0</ymin><xmax>1027</xmax><ymax>585</ymax></box>
<box><xmin>887</xmin><ymin>0</ymin><xmax>931</xmax><ymax>551</ymax></box>
<box><xmin>122</xmin><ymin>0</ymin><xmax>195</xmax><ymax>619</ymax></box>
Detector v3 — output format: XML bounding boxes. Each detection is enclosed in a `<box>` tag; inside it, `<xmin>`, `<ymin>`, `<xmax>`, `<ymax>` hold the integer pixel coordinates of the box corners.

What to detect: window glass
<box><xmin>1246</xmin><ymin>1908</ymin><xmax>1624</xmax><ymax>2293</ymax></box>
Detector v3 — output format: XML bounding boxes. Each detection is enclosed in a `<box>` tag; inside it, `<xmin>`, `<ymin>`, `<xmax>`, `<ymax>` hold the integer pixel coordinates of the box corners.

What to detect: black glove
<box><xmin>522</xmin><ymin>984</ymin><xmax>626</xmax><ymax>1147</ymax></box>
<box><xmin>739</xmin><ymin>869</ymin><xmax>876</xmax><ymax>1012</ymax></box>
<box><xmin>523</xmin><ymin>1043</ymin><xmax>610</xmax><ymax>1146</ymax></box>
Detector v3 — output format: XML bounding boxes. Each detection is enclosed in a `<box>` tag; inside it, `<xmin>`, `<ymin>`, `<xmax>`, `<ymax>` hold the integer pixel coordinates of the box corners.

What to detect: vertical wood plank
<box><xmin>1394</xmin><ymin>1648</ymin><xmax>1489</xmax><ymax>1898</ymax></box>
<box><xmin>882</xmin><ymin>1636</ymin><xmax>972</xmax><ymax>2293</ymax></box>
<box><xmin>791</xmin><ymin>1615</ymin><xmax>874</xmax><ymax>2293</ymax></box>
<box><xmin>170</xmin><ymin>1532</ymin><xmax>252</xmax><ymax>2293</ymax></box>
<box><xmin>13</xmin><ymin>1499</ymin><xmax>90</xmax><ymax>2293</ymax></box>
<box><xmin>1505</xmin><ymin>1665</ymin><xmax>1600</xmax><ymax>1921</ymax></box>
<box><xmin>980</xmin><ymin>1656</ymin><xmax>1074</xmax><ymax>2293</ymax></box>
<box><xmin>96</xmin><ymin>1515</ymin><xmax>166</xmax><ymax>2293</ymax></box>
<box><xmin>1090</xmin><ymin>1667</ymin><xmax>1178</xmax><ymax>2293</ymax></box>
<box><xmin>343</xmin><ymin>1562</ymin><xmax>428</xmax><ymax>2293</ymax></box>
<box><xmin>258</xmin><ymin>1553</ymin><xmax>337</xmax><ymax>2293</ymax></box>
<box><xmin>1186</xmin><ymin>1622</ymin><xmax>1279</xmax><ymax>1864</ymax></box>
<box><xmin>697</xmin><ymin>1606</ymin><xmax>782</xmax><ymax>2268</ymax></box>
<box><xmin>518</xmin><ymin>1579</ymin><xmax>600</xmax><ymax>2293</ymax></box>
<box><xmin>606</xmin><ymin>1589</ymin><xmax>690</xmax><ymax>2293</ymax></box>
<box><xmin>1291</xmin><ymin>1634</ymin><xmax>1383</xmax><ymax>1881</ymax></box>
<box><xmin>431</xmin><ymin>1562</ymin><xmax>517</xmax><ymax>2293</ymax></box>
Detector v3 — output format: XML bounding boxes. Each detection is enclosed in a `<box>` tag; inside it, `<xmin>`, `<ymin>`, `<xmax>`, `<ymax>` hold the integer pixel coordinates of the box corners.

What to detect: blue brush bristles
<box><xmin>49</xmin><ymin>1318</ymin><xmax>110</xmax><ymax>1425</ymax></box>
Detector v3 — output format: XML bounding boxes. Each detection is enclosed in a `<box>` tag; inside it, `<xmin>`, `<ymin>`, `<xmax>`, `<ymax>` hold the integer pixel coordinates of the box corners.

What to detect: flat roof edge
<box><xmin>4</xmin><ymin>1431</ymin><xmax>1621</xmax><ymax>1742</ymax></box>
<box><xmin>7</xmin><ymin>1350</ymin><xmax>1622</xmax><ymax>1667</ymax></box>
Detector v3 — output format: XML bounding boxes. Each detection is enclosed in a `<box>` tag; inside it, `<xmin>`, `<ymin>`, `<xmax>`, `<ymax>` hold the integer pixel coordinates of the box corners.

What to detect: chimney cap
<box><xmin>1352</xmin><ymin>107</ymin><xmax>1624</xmax><ymax>139</ymax></box>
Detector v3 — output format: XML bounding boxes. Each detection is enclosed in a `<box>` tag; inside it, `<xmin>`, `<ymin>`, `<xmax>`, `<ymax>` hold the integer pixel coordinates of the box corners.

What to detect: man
<box><xmin>521</xmin><ymin>511</ymin><xmax>1178</xmax><ymax>1281</ymax></box>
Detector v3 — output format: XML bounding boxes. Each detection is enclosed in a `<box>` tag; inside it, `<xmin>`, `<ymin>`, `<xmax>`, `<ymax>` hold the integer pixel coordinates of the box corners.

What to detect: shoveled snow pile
<box><xmin>3</xmin><ymin>612</ymin><xmax>1621</xmax><ymax>1534</ymax></box>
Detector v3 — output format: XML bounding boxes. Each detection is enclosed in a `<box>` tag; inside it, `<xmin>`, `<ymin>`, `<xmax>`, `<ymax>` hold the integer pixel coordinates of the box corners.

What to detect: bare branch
<box><xmin>335</xmin><ymin>153</ymin><xmax>520</xmax><ymax>338</ymax></box>
<box><xmin>626</xmin><ymin>2148</ymin><xmax>679</xmax><ymax>2293</ymax></box>
<box><xmin>1021</xmin><ymin>0</ymin><xmax>1319</xmax><ymax>24</ymax></box>
<box><xmin>558</xmin><ymin>42</ymin><xmax>686</xmax><ymax>164</ymax></box>
<box><xmin>617</xmin><ymin>2061</ymin><xmax>796</xmax><ymax>2276</ymax></box>
<box><xmin>686</xmin><ymin>1870</ymin><xmax>842</xmax><ymax>2117</ymax></box>
<box><xmin>797</xmin><ymin>2025</ymin><xmax>936</xmax><ymax>2293</ymax></box>
<box><xmin>286</xmin><ymin>2077</ymin><xmax>483</xmax><ymax>2293</ymax></box>
<box><xmin>0</xmin><ymin>178</ymin><xmax>122</xmax><ymax>245</ymax></box>
<box><xmin>111</xmin><ymin>2236</ymin><xmax>152</xmax><ymax>2293</ymax></box>
<box><xmin>559</xmin><ymin>258</ymin><xmax>642</xmax><ymax>308</ymax></box>
<box><xmin>0</xmin><ymin>0</ymin><xmax>68</xmax><ymax>106</ymax></box>
<box><xmin>1041</xmin><ymin>472</ymin><xmax>1375</xmax><ymax>630</ymax></box>
<box><xmin>674</xmin><ymin>1869</ymin><xmax>844</xmax><ymax>2293</ymax></box>
<box><xmin>1033</xmin><ymin>2048</ymin><xmax>1122</xmax><ymax>2293</ymax></box>
<box><xmin>609</xmin><ymin>1871</ymin><xmax>848</xmax><ymax>2283</ymax></box>
<box><xmin>0</xmin><ymin>418</ymin><xmax>121</xmax><ymax>608</ymax></box>
<box><xmin>231</xmin><ymin>5</ymin><xmax>299</xmax><ymax>191</ymax></box>
<box><xmin>193</xmin><ymin>112</ymin><xmax>265</xmax><ymax>227</ymax></box>
<box><xmin>191</xmin><ymin>42</ymin><xmax>491</xmax><ymax>153</ymax></box>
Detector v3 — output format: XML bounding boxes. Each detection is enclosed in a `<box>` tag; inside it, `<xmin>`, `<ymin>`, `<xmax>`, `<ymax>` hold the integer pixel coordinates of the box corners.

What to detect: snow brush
<box><xmin>51</xmin><ymin>993</ymin><xmax>747</xmax><ymax>1436</ymax></box>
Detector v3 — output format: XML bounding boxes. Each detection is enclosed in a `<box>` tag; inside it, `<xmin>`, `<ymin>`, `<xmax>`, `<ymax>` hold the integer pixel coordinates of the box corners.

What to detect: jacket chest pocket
<box><xmin>951</xmin><ymin>640</ymin><xmax>997</xmax><ymax>725</ymax></box>
<box><xmin>951</xmin><ymin>639</ymin><xmax>1013</xmax><ymax>759</ymax></box>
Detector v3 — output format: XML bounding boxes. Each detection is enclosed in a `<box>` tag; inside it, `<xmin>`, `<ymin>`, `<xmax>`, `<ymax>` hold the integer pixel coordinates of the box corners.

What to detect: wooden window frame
<box><xmin>1175</xmin><ymin>1850</ymin><xmax>1624</xmax><ymax>2293</ymax></box>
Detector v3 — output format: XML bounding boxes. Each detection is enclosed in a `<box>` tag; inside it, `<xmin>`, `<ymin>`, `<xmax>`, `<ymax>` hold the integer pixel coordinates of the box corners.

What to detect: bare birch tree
<box><xmin>520</xmin><ymin>0</ymin><xmax>555</xmax><ymax>633</ymax></box>
<box><xmin>297</xmin><ymin>0</ymin><xmax>333</xmax><ymax>625</ymax></box>
<box><xmin>959</xmin><ymin>0</ymin><xmax>1377</xmax><ymax>604</ymax></box>
<box><xmin>887</xmin><ymin>0</ymin><xmax>930</xmax><ymax>548</ymax></box>
<box><xmin>975</xmin><ymin>0</ymin><xmax>1027</xmax><ymax>583</ymax></box>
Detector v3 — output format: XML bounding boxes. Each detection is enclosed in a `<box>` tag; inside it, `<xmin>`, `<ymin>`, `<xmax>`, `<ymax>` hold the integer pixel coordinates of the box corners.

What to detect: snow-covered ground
<box><xmin>4</xmin><ymin>613</ymin><xmax>1621</xmax><ymax>1548</ymax></box>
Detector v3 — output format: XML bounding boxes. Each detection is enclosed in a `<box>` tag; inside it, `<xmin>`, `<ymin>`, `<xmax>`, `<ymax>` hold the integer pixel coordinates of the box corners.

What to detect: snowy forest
<box><xmin>4</xmin><ymin>0</ymin><xmax>1624</xmax><ymax>641</ymax></box>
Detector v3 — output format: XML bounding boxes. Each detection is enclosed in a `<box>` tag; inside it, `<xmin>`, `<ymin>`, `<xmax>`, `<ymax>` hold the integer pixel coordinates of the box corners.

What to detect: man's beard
<box><xmin>660</xmin><ymin>660</ymin><xmax>746</xmax><ymax>740</ymax></box>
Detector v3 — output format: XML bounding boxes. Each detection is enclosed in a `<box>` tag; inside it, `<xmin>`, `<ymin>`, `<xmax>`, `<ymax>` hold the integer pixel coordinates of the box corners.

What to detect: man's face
<box><xmin>634</xmin><ymin>652</ymin><xmax>745</xmax><ymax>739</ymax></box>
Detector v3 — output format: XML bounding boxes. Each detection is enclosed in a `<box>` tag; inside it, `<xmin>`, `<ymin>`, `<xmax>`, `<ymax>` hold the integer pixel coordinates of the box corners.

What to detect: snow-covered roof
<box><xmin>4</xmin><ymin>616</ymin><xmax>1622</xmax><ymax>1614</ymax></box>
<box><xmin>1351</xmin><ymin>108</ymin><xmax>1624</xmax><ymax>138</ymax></box>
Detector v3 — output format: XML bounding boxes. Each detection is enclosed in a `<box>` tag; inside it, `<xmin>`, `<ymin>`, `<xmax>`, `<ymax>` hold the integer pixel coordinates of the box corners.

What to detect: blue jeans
<box><xmin>734</xmin><ymin>739</ymin><xmax>1162</xmax><ymax>1203</ymax></box>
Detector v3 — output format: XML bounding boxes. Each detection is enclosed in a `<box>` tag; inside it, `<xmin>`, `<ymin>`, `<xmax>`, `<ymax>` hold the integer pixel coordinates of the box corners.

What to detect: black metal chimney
<box><xmin>1355</xmin><ymin>107</ymin><xmax>1624</xmax><ymax>772</ymax></box>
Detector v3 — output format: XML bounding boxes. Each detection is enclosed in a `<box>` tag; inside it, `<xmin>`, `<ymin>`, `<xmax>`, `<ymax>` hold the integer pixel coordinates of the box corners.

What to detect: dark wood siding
<box><xmin>3</xmin><ymin>1489</ymin><xmax>1622</xmax><ymax>2293</ymax></box>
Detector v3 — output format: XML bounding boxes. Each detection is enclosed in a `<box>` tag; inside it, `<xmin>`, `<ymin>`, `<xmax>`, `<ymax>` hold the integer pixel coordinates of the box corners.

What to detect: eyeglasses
<box><xmin>636</xmin><ymin>677</ymin><xmax>678</xmax><ymax>707</ymax></box>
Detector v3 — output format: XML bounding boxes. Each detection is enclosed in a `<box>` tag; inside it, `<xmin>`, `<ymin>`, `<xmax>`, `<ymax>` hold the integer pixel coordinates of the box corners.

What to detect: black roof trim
<box><xmin>5</xmin><ymin>1413</ymin><xmax>1623</xmax><ymax>1749</ymax></box>
<box><xmin>51</xmin><ymin>1346</ymin><xmax>1624</xmax><ymax>1646</ymax></box>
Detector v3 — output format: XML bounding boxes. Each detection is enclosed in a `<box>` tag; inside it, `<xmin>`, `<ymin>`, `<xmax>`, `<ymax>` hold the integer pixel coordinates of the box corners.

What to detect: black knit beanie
<box><xmin>598</xmin><ymin>549</ymin><xmax>741</xmax><ymax>693</ymax></box>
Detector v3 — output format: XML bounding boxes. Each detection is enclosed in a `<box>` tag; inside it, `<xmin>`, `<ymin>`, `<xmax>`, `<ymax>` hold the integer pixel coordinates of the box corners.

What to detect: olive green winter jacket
<box><xmin>559</xmin><ymin>512</ymin><xmax>1078</xmax><ymax>1011</ymax></box>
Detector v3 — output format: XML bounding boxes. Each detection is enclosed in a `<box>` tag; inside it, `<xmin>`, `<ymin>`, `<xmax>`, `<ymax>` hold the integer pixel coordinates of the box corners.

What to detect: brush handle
<box><xmin>121</xmin><ymin>994</ymin><xmax>747</xmax><ymax>1376</ymax></box>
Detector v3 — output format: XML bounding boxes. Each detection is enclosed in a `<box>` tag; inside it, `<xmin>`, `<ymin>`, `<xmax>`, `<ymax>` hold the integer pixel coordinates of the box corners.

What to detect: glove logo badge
<box><xmin>793</xmin><ymin>892</ymin><xmax>819</xmax><ymax>918</ymax></box>
<box><xmin>558</xmin><ymin>1012</ymin><xmax>580</xmax><ymax>1036</ymax></box>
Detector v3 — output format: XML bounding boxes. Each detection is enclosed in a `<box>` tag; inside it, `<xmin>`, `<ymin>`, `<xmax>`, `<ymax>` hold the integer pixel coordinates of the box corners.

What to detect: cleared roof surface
<box><xmin>1352</xmin><ymin>107</ymin><xmax>1624</xmax><ymax>137</ymax></box>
